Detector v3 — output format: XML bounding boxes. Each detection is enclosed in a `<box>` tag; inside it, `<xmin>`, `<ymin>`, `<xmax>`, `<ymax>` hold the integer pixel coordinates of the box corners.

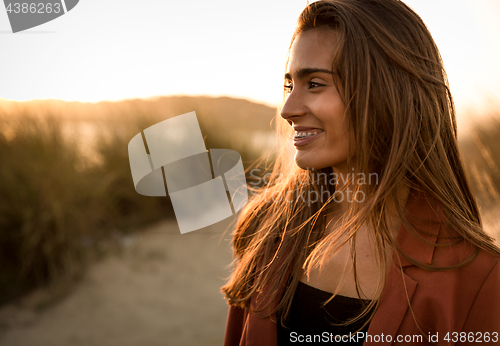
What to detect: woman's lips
<box><xmin>293</xmin><ymin>130</ymin><xmax>324</xmax><ymax>147</ymax></box>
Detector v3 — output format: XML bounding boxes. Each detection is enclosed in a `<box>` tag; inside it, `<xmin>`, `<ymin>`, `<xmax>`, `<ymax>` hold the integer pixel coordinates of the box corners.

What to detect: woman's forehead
<box><xmin>287</xmin><ymin>29</ymin><xmax>338</xmax><ymax>77</ymax></box>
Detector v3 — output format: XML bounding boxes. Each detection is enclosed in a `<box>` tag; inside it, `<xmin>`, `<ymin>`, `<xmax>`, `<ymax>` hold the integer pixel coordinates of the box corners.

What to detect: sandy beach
<box><xmin>0</xmin><ymin>218</ymin><xmax>235</xmax><ymax>346</ymax></box>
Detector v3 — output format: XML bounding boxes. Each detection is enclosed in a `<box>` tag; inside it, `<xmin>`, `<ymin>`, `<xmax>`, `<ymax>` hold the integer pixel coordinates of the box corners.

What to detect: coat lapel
<box><xmin>365</xmin><ymin>264</ymin><xmax>418</xmax><ymax>345</ymax></box>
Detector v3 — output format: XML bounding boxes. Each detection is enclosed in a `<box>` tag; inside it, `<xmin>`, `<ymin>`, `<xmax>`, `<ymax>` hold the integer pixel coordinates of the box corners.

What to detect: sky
<box><xmin>1</xmin><ymin>0</ymin><xmax>499</xmax><ymax>125</ymax></box>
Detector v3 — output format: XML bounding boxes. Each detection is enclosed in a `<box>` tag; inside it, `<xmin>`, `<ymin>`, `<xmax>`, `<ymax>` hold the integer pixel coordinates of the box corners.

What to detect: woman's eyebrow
<box><xmin>284</xmin><ymin>68</ymin><xmax>333</xmax><ymax>80</ymax></box>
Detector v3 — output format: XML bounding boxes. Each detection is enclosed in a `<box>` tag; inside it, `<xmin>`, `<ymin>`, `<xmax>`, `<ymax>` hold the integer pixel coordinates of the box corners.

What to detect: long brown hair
<box><xmin>221</xmin><ymin>0</ymin><xmax>500</xmax><ymax>328</ymax></box>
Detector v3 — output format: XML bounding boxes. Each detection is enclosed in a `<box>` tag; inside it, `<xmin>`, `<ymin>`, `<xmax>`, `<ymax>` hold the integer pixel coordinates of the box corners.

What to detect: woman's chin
<box><xmin>294</xmin><ymin>155</ymin><xmax>348</xmax><ymax>172</ymax></box>
<box><xmin>294</xmin><ymin>157</ymin><xmax>328</xmax><ymax>171</ymax></box>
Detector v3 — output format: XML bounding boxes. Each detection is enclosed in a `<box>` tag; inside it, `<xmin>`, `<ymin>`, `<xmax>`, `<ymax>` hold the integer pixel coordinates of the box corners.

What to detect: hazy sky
<box><xmin>1</xmin><ymin>0</ymin><xmax>499</xmax><ymax>123</ymax></box>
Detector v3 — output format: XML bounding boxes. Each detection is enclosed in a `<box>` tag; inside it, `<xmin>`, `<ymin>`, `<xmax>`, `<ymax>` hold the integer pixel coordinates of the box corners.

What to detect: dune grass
<box><xmin>0</xmin><ymin>98</ymin><xmax>273</xmax><ymax>305</ymax></box>
<box><xmin>0</xmin><ymin>113</ymin><xmax>174</xmax><ymax>305</ymax></box>
<box><xmin>459</xmin><ymin>115</ymin><xmax>500</xmax><ymax>238</ymax></box>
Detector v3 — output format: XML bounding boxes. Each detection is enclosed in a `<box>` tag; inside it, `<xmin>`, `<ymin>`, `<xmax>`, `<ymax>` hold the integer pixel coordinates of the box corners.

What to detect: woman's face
<box><xmin>281</xmin><ymin>28</ymin><xmax>352</xmax><ymax>173</ymax></box>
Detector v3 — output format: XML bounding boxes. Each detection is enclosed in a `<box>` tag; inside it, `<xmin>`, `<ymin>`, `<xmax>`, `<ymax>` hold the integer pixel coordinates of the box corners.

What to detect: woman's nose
<box><xmin>280</xmin><ymin>91</ymin><xmax>307</xmax><ymax>122</ymax></box>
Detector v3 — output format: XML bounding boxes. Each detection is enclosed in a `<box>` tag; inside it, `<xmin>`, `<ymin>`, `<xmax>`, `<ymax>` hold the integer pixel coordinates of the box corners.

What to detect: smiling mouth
<box><xmin>293</xmin><ymin>130</ymin><xmax>322</xmax><ymax>139</ymax></box>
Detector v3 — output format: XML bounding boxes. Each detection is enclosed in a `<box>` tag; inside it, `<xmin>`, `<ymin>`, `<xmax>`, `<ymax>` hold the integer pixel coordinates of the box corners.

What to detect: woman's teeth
<box><xmin>294</xmin><ymin>131</ymin><xmax>318</xmax><ymax>139</ymax></box>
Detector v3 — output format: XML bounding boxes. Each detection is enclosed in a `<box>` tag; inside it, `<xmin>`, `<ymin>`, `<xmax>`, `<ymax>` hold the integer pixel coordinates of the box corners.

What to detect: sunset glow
<box><xmin>1</xmin><ymin>0</ymin><xmax>499</xmax><ymax>123</ymax></box>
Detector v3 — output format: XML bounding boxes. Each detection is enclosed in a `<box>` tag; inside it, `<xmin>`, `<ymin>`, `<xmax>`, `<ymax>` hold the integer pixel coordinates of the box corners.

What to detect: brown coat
<box><xmin>223</xmin><ymin>191</ymin><xmax>500</xmax><ymax>345</ymax></box>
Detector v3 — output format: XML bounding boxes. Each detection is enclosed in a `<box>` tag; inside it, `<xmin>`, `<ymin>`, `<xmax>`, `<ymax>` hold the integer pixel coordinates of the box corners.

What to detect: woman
<box><xmin>222</xmin><ymin>0</ymin><xmax>500</xmax><ymax>345</ymax></box>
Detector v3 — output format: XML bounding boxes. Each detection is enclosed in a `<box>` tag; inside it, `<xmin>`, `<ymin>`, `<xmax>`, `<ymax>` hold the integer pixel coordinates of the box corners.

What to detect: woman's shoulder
<box><xmin>396</xmin><ymin>189</ymin><xmax>499</xmax><ymax>266</ymax></box>
<box><xmin>386</xmin><ymin>191</ymin><xmax>500</xmax><ymax>334</ymax></box>
<box><xmin>394</xmin><ymin>189</ymin><xmax>500</xmax><ymax>297</ymax></box>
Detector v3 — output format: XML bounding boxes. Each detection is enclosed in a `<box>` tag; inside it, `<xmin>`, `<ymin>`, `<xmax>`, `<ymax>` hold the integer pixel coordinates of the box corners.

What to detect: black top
<box><xmin>277</xmin><ymin>281</ymin><xmax>372</xmax><ymax>345</ymax></box>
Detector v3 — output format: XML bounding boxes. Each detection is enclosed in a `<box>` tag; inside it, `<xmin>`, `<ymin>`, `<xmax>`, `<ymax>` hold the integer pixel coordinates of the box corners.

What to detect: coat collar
<box><xmin>393</xmin><ymin>189</ymin><xmax>443</xmax><ymax>268</ymax></box>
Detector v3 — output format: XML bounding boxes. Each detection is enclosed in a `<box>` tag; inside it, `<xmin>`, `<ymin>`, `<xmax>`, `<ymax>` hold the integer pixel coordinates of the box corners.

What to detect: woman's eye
<box><xmin>308</xmin><ymin>81</ymin><xmax>323</xmax><ymax>89</ymax></box>
<box><xmin>284</xmin><ymin>81</ymin><xmax>323</xmax><ymax>93</ymax></box>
